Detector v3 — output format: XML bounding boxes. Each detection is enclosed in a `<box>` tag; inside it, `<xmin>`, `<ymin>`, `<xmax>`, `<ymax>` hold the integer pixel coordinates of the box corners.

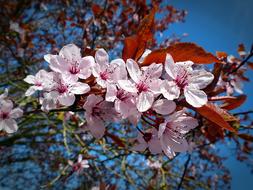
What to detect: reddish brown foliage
<box><xmin>141</xmin><ymin>42</ymin><xmax>220</xmax><ymax>66</ymax></box>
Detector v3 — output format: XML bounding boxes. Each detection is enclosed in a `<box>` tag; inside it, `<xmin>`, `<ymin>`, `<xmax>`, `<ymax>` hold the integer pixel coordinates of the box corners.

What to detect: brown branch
<box><xmin>177</xmin><ymin>154</ymin><xmax>191</xmax><ymax>190</ymax></box>
<box><xmin>228</xmin><ymin>44</ymin><xmax>253</xmax><ymax>75</ymax></box>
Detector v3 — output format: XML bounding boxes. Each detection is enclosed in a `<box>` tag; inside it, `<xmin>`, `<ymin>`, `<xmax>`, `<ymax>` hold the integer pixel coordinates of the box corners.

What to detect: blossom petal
<box><xmin>126</xmin><ymin>59</ymin><xmax>141</xmax><ymax>83</ymax></box>
<box><xmin>142</xmin><ymin>63</ymin><xmax>163</xmax><ymax>79</ymax></box>
<box><xmin>70</xmin><ymin>82</ymin><xmax>90</xmax><ymax>94</ymax></box>
<box><xmin>58</xmin><ymin>93</ymin><xmax>75</xmax><ymax>106</ymax></box>
<box><xmin>25</xmin><ymin>86</ymin><xmax>38</xmax><ymax>96</ymax></box>
<box><xmin>23</xmin><ymin>75</ymin><xmax>35</xmax><ymax>84</ymax></box>
<box><xmin>152</xmin><ymin>99</ymin><xmax>176</xmax><ymax>115</ymax></box>
<box><xmin>161</xmin><ymin>81</ymin><xmax>180</xmax><ymax>100</ymax></box>
<box><xmin>4</xmin><ymin>119</ymin><xmax>18</xmax><ymax>133</ymax></box>
<box><xmin>88</xmin><ymin>118</ymin><xmax>105</xmax><ymax>139</ymax></box>
<box><xmin>160</xmin><ymin>137</ymin><xmax>176</xmax><ymax>159</ymax></box>
<box><xmin>0</xmin><ymin>100</ymin><xmax>13</xmax><ymax>113</ymax></box>
<box><xmin>137</xmin><ymin>92</ymin><xmax>154</xmax><ymax>112</ymax></box>
<box><xmin>158</xmin><ymin>123</ymin><xmax>166</xmax><ymax>138</ymax></box>
<box><xmin>190</xmin><ymin>70</ymin><xmax>214</xmax><ymax>89</ymax></box>
<box><xmin>105</xmin><ymin>84</ymin><xmax>117</xmax><ymax>102</ymax></box>
<box><xmin>10</xmin><ymin>108</ymin><xmax>23</xmax><ymax>119</ymax></box>
<box><xmin>148</xmin><ymin>139</ymin><xmax>162</xmax><ymax>154</ymax></box>
<box><xmin>164</xmin><ymin>54</ymin><xmax>176</xmax><ymax>79</ymax></box>
<box><xmin>138</xmin><ymin>49</ymin><xmax>151</xmax><ymax>63</ymax></box>
<box><xmin>95</xmin><ymin>48</ymin><xmax>109</xmax><ymax>65</ymax></box>
<box><xmin>59</xmin><ymin>44</ymin><xmax>81</xmax><ymax>61</ymax></box>
<box><xmin>118</xmin><ymin>80</ymin><xmax>138</xmax><ymax>93</ymax></box>
<box><xmin>131</xmin><ymin>143</ymin><xmax>148</xmax><ymax>152</ymax></box>
<box><xmin>184</xmin><ymin>86</ymin><xmax>207</xmax><ymax>107</ymax></box>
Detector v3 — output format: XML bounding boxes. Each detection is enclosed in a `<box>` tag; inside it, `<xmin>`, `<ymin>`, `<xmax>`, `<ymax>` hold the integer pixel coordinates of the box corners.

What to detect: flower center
<box><xmin>57</xmin><ymin>84</ymin><xmax>68</xmax><ymax>94</ymax></box>
<box><xmin>0</xmin><ymin>112</ymin><xmax>9</xmax><ymax>120</ymax></box>
<box><xmin>116</xmin><ymin>89</ymin><xmax>129</xmax><ymax>101</ymax></box>
<box><xmin>35</xmin><ymin>81</ymin><xmax>42</xmax><ymax>87</ymax></box>
<box><xmin>143</xmin><ymin>132</ymin><xmax>152</xmax><ymax>142</ymax></box>
<box><xmin>136</xmin><ymin>82</ymin><xmax>149</xmax><ymax>93</ymax></box>
<box><xmin>69</xmin><ymin>64</ymin><xmax>80</xmax><ymax>74</ymax></box>
<box><xmin>175</xmin><ymin>69</ymin><xmax>189</xmax><ymax>89</ymax></box>
<box><xmin>100</xmin><ymin>71</ymin><xmax>109</xmax><ymax>81</ymax></box>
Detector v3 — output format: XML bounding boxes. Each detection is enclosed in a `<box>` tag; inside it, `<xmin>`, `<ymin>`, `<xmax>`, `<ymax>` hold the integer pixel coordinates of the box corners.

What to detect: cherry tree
<box><xmin>0</xmin><ymin>0</ymin><xmax>252</xmax><ymax>189</ymax></box>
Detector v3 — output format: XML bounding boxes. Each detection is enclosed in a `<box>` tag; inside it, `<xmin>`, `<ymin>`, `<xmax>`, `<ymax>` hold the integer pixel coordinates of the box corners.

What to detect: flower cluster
<box><xmin>24</xmin><ymin>44</ymin><xmax>215</xmax><ymax>158</ymax></box>
<box><xmin>0</xmin><ymin>89</ymin><xmax>23</xmax><ymax>133</ymax></box>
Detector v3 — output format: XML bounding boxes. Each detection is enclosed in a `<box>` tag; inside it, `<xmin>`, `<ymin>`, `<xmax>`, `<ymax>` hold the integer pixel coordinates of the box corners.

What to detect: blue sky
<box><xmin>166</xmin><ymin>0</ymin><xmax>253</xmax><ymax>189</ymax></box>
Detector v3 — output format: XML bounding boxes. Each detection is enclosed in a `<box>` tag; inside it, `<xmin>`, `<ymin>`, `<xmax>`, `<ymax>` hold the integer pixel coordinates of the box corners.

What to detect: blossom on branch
<box><xmin>161</xmin><ymin>54</ymin><xmax>214</xmax><ymax>107</ymax></box>
<box><xmin>0</xmin><ymin>90</ymin><xmax>23</xmax><ymax>133</ymax></box>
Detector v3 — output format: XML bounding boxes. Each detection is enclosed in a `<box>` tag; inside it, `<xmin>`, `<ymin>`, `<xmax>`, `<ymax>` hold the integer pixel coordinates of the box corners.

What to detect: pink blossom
<box><xmin>68</xmin><ymin>154</ymin><xmax>89</xmax><ymax>174</ymax></box>
<box><xmin>0</xmin><ymin>100</ymin><xmax>23</xmax><ymax>133</ymax></box>
<box><xmin>44</xmin><ymin>44</ymin><xmax>94</xmax><ymax>81</ymax></box>
<box><xmin>24</xmin><ymin>69</ymin><xmax>54</xmax><ymax>96</ymax></box>
<box><xmin>92</xmin><ymin>48</ymin><xmax>127</xmax><ymax>88</ymax></box>
<box><xmin>105</xmin><ymin>85</ymin><xmax>138</xmax><ymax>119</ymax></box>
<box><xmin>83</xmin><ymin>94</ymin><xmax>118</xmax><ymax>139</ymax></box>
<box><xmin>152</xmin><ymin>99</ymin><xmax>176</xmax><ymax>115</ymax></box>
<box><xmin>47</xmin><ymin>73</ymin><xmax>90</xmax><ymax>107</ymax></box>
<box><xmin>118</xmin><ymin>59</ymin><xmax>163</xmax><ymax>112</ymax></box>
<box><xmin>158</xmin><ymin>110</ymin><xmax>198</xmax><ymax>158</ymax></box>
<box><xmin>161</xmin><ymin>54</ymin><xmax>214</xmax><ymax>107</ymax></box>
<box><xmin>132</xmin><ymin>128</ymin><xmax>162</xmax><ymax>154</ymax></box>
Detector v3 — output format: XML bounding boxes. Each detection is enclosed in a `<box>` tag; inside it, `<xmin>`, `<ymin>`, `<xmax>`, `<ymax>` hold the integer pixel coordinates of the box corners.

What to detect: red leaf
<box><xmin>141</xmin><ymin>43</ymin><xmax>220</xmax><ymax>66</ymax></box>
<box><xmin>122</xmin><ymin>35</ymin><xmax>139</xmax><ymax>62</ymax></box>
<box><xmin>221</xmin><ymin>95</ymin><xmax>247</xmax><ymax>110</ymax></box>
<box><xmin>92</xmin><ymin>4</ymin><xmax>103</xmax><ymax>16</ymax></box>
<box><xmin>216</xmin><ymin>51</ymin><xmax>227</xmax><ymax>59</ymax></box>
<box><xmin>122</xmin><ymin>6</ymin><xmax>156</xmax><ymax>61</ymax></box>
<box><xmin>195</xmin><ymin>103</ymin><xmax>236</xmax><ymax>132</ymax></box>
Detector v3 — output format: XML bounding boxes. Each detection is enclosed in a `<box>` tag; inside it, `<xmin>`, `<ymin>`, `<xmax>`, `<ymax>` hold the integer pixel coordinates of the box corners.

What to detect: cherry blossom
<box><xmin>0</xmin><ymin>99</ymin><xmax>23</xmax><ymax>133</ymax></box>
<box><xmin>118</xmin><ymin>59</ymin><xmax>163</xmax><ymax>112</ymax></box>
<box><xmin>161</xmin><ymin>54</ymin><xmax>214</xmax><ymax>107</ymax></box>
<box><xmin>158</xmin><ymin>110</ymin><xmax>198</xmax><ymax>158</ymax></box>
<box><xmin>47</xmin><ymin>73</ymin><xmax>90</xmax><ymax>107</ymax></box>
<box><xmin>24</xmin><ymin>69</ymin><xmax>54</xmax><ymax>96</ymax></box>
<box><xmin>44</xmin><ymin>44</ymin><xmax>94</xmax><ymax>81</ymax></box>
<box><xmin>83</xmin><ymin>94</ymin><xmax>118</xmax><ymax>139</ymax></box>
<box><xmin>105</xmin><ymin>86</ymin><xmax>138</xmax><ymax>119</ymax></box>
<box><xmin>132</xmin><ymin>128</ymin><xmax>162</xmax><ymax>154</ymax></box>
<box><xmin>68</xmin><ymin>154</ymin><xmax>89</xmax><ymax>174</ymax></box>
<box><xmin>92</xmin><ymin>48</ymin><xmax>127</xmax><ymax>88</ymax></box>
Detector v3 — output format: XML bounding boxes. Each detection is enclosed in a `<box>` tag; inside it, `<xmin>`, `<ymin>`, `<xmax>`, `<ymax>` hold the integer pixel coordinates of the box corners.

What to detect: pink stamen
<box><xmin>136</xmin><ymin>82</ymin><xmax>149</xmax><ymax>93</ymax></box>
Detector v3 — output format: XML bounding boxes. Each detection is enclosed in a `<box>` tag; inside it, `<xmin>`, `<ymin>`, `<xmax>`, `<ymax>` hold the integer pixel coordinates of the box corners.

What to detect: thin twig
<box><xmin>177</xmin><ymin>154</ymin><xmax>191</xmax><ymax>190</ymax></box>
<box><xmin>228</xmin><ymin>44</ymin><xmax>253</xmax><ymax>75</ymax></box>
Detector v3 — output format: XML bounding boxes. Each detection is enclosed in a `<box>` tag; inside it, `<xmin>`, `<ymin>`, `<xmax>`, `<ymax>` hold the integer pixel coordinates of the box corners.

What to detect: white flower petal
<box><xmin>190</xmin><ymin>70</ymin><xmax>214</xmax><ymax>89</ymax></box>
<box><xmin>0</xmin><ymin>100</ymin><xmax>13</xmax><ymax>113</ymax></box>
<box><xmin>126</xmin><ymin>59</ymin><xmax>141</xmax><ymax>83</ymax></box>
<box><xmin>58</xmin><ymin>93</ymin><xmax>75</xmax><ymax>106</ymax></box>
<box><xmin>131</xmin><ymin>143</ymin><xmax>148</xmax><ymax>152</ymax></box>
<box><xmin>59</xmin><ymin>44</ymin><xmax>81</xmax><ymax>61</ymax></box>
<box><xmin>25</xmin><ymin>86</ymin><xmax>38</xmax><ymax>96</ymax></box>
<box><xmin>105</xmin><ymin>84</ymin><xmax>117</xmax><ymax>102</ymax></box>
<box><xmin>164</xmin><ymin>54</ymin><xmax>176</xmax><ymax>79</ymax></box>
<box><xmin>70</xmin><ymin>82</ymin><xmax>90</xmax><ymax>94</ymax></box>
<box><xmin>184</xmin><ymin>87</ymin><xmax>207</xmax><ymax>107</ymax></box>
<box><xmin>118</xmin><ymin>80</ymin><xmax>137</xmax><ymax>93</ymax></box>
<box><xmin>161</xmin><ymin>80</ymin><xmax>180</xmax><ymax>100</ymax></box>
<box><xmin>95</xmin><ymin>48</ymin><xmax>109</xmax><ymax>65</ymax></box>
<box><xmin>10</xmin><ymin>108</ymin><xmax>23</xmax><ymax>119</ymax></box>
<box><xmin>137</xmin><ymin>92</ymin><xmax>154</xmax><ymax>112</ymax></box>
<box><xmin>4</xmin><ymin>119</ymin><xmax>18</xmax><ymax>133</ymax></box>
<box><xmin>152</xmin><ymin>99</ymin><xmax>176</xmax><ymax>115</ymax></box>
<box><xmin>148</xmin><ymin>139</ymin><xmax>162</xmax><ymax>154</ymax></box>
<box><xmin>23</xmin><ymin>75</ymin><xmax>36</xmax><ymax>84</ymax></box>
